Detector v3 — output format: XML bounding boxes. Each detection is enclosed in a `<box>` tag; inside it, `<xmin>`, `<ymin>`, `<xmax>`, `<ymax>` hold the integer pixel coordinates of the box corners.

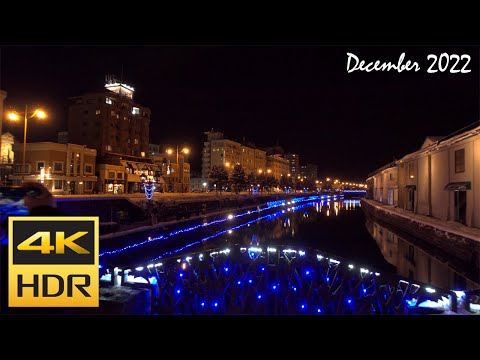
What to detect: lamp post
<box><xmin>6</xmin><ymin>105</ymin><xmax>47</xmax><ymax>183</ymax></box>
<box><xmin>166</xmin><ymin>145</ymin><xmax>190</xmax><ymax>192</ymax></box>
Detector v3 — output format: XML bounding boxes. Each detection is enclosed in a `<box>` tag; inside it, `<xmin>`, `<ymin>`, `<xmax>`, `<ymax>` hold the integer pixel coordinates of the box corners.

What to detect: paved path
<box><xmin>362</xmin><ymin>198</ymin><xmax>480</xmax><ymax>242</ymax></box>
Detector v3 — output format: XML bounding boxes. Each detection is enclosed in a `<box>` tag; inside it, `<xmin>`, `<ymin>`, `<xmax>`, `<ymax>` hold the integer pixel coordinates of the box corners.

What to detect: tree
<box><xmin>208</xmin><ymin>165</ymin><xmax>229</xmax><ymax>194</ymax></box>
<box><xmin>229</xmin><ymin>164</ymin><xmax>247</xmax><ymax>194</ymax></box>
<box><xmin>279</xmin><ymin>175</ymin><xmax>293</xmax><ymax>192</ymax></box>
<box><xmin>246</xmin><ymin>173</ymin><xmax>256</xmax><ymax>192</ymax></box>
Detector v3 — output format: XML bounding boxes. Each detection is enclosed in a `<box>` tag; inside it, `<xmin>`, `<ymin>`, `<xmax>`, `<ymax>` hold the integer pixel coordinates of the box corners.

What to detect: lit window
<box><xmin>108</xmin><ymin>172</ymin><xmax>115</xmax><ymax>179</ymax></box>
<box><xmin>140</xmin><ymin>151</ymin><xmax>145</xmax><ymax>157</ymax></box>
<box><xmin>106</xmin><ymin>145</ymin><xmax>112</xmax><ymax>151</ymax></box>
<box><xmin>95</xmin><ymin>109</ymin><xmax>101</xmax><ymax>115</ymax></box>
<box><xmin>106</xmin><ymin>97</ymin><xmax>113</xmax><ymax>105</ymax></box>
<box><xmin>134</xmin><ymin>139</ymin><xmax>139</xmax><ymax>144</ymax></box>
<box><xmin>132</xmin><ymin>107</ymin><xmax>140</xmax><ymax>115</ymax></box>
<box><xmin>85</xmin><ymin>164</ymin><xmax>93</xmax><ymax>174</ymax></box>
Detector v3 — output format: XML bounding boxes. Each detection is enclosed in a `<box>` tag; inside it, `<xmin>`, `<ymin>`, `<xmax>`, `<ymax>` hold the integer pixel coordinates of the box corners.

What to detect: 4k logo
<box><xmin>8</xmin><ymin>217</ymin><xmax>99</xmax><ymax>307</ymax></box>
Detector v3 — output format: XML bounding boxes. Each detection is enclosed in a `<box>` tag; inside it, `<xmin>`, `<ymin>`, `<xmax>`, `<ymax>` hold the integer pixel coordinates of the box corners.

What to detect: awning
<box><xmin>444</xmin><ymin>182</ymin><xmax>471</xmax><ymax>191</ymax></box>
<box><xmin>404</xmin><ymin>185</ymin><xmax>416</xmax><ymax>190</ymax></box>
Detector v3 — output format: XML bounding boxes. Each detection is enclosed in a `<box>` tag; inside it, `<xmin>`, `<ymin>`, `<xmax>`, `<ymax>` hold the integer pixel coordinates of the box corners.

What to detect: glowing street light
<box><xmin>166</xmin><ymin>145</ymin><xmax>190</xmax><ymax>192</ymax></box>
<box><xmin>6</xmin><ymin>106</ymin><xmax>47</xmax><ymax>183</ymax></box>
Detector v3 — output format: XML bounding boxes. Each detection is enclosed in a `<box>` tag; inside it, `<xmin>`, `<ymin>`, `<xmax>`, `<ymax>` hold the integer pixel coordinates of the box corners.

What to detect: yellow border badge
<box><xmin>8</xmin><ymin>217</ymin><xmax>99</xmax><ymax>307</ymax></box>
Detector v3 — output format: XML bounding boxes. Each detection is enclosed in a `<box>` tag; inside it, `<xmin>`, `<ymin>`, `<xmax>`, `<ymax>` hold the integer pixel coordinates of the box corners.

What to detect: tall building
<box><xmin>58</xmin><ymin>131</ymin><xmax>68</xmax><ymax>144</ymax></box>
<box><xmin>67</xmin><ymin>77</ymin><xmax>150</xmax><ymax>158</ymax></box>
<box><xmin>284</xmin><ymin>153</ymin><xmax>300</xmax><ymax>176</ymax></box>
<box><xmin>266</xmin><ymin>154</ymin><xmax>290</xmax><ymax>180</ymax></box>
<box><xmin>202</xmin><ymin>130</ymin><xmax>266</xmax><ymax>178</ymax></box>
<box><xmin>300</xmin><ymin>163</ymin><xmax>318</xmax><ymax>180</ymax></box>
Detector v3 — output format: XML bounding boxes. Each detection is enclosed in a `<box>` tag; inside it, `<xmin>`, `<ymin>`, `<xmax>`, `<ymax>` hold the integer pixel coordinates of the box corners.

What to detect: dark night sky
<box><xmin>1</xmin><ymin>45</ymin><xmax>478</xmax><ymax>182</ymax></box>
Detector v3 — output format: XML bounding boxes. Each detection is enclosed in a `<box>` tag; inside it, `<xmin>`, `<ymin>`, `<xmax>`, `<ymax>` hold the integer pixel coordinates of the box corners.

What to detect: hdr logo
<box><xmin>8</xmin><ymin>217</ymin><xmax>99</xmax><ymax>307</ymax></box>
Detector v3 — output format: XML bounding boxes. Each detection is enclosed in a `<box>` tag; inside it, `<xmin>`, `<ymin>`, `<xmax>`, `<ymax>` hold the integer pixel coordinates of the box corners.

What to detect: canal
<box><xmin>101</xmin><ymin>196</ymin><xmax>478</xmax><ymax>293</ymax></box>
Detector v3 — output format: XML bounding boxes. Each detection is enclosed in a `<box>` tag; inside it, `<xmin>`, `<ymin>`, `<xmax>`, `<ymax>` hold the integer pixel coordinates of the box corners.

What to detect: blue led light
<box><xmin>305</xmin><ymin>270</ymin><xmax>310</xmax><ymax>276</ymax></box>
<box><xmin>224</xmin><ymin>267</ymin><xmax>229</xmax><ymax>272</ymax></box>
<box><xmin>101</xmin><ymin>196</ymin><xmax>320</xmax><ymax>260</ymax></box>
<box><xmin>237</xmin><ymin>281</ymin><xmax>241</xmax><ymax>285</ymax></box>
<box><xmin>176</xmin><ymin>289</ymin><xmax>181</xmax><ymax>294</ymax></box>
<box><xmin>317</xmin><ymin>308</ymin><xmax>322</xmax><ymax>313</ymax></box>
<box><xmin>301</xmin><ymin>303</ymin><xmax>306</xmax><ymax>310</ymax></box>
<box><xmin>272</xmin><ymin>284</ymin><xmax>277</xmax><ymax>290</ymax></box>
<box><xmin>347</xmin><ymin>298</ymin><xmax>352</xmax><ymax>304</ymax></box>
<box><xmin>248</xmin><ymin>279</ymin><xmax>253</xmax><ymax>284</ymax></box>
<box><xmin>213</xmin><ymin>302</ymin><xmax>218</xmax><ymax>308</ymax></box>
<box><xmin>363</xmin><ymin>288</ymin><xmax>366</xmax><ymax>293</ymax></box>
<box><xmin>293</xmin><ymin>286</ymin><xmax>297</xmax><ymax>292</ymax></box>
<box><xmin>257</xmin><ymin>294</ymin><xmax>262</xmax><ymax>300</ymax></box>
<box><xmin>200</xmin><ymin>302</ymin><xmax>205</xmax><ymax>307</ymax></box>
<box><xmin>179</xmin><ymin>273</ymin><xmax>184</xmax><ymax>278</ymax></box>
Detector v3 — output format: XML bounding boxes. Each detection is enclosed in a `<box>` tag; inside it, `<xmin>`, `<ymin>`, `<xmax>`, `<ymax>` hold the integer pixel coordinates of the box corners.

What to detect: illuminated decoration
<box><xmin>104</xmin><ymin>242</ymin><xmax>458</xmax><ymax>315</ymax></box>
<box><xmin>105</xmin><ymin>75</ymin><xmax>134</xmax><ymax>99</ymax></box>
<box><xmin>142</xmin><ymin>180</ymin><xmax>156</xmax><ymax>201</ymax></box>
<box><xmin>100</xmin><ymin>195</ymin><xmax>324</xmax><ymax>258</ymax></box>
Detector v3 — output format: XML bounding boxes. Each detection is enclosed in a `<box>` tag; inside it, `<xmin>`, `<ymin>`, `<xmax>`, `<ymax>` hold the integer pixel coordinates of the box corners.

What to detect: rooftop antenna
<box><xmin>120</xmin><ymin>65</ymin><xmax>124</xmax><ymax>96</ymax></box>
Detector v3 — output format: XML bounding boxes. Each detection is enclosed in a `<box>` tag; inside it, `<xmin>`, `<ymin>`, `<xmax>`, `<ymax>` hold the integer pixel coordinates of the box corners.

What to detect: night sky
<box><xmin>1</xmin><ymin>45</ymin><xmax>478</xmax><ymax>181</ymax></box>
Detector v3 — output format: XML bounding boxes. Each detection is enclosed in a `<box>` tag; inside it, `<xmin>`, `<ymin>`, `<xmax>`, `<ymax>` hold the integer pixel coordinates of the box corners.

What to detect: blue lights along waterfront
<box><xmin>99</xmin><ymin>196</ymin><xmax>479</xmax><ymax>314</ymax></box>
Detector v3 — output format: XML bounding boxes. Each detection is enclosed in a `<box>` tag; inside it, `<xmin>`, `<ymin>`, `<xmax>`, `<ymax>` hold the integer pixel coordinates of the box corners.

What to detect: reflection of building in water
<box><xmin>366</xmin><ymin>219</ymin><xmax>479</xmax><ymax>290</ymax></box>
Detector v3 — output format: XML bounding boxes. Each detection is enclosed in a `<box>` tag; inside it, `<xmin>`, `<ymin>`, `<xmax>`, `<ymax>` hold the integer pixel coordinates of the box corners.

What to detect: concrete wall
<box><xmin>474</xmin><ymin>138</ymin><xmax>480</xmax><ymax>228</ymax></box>
<box><xmin>430</xmin><ymin>150</ymin><xmax>449</xmax><ymax>221</ymax></box>
<box><xmin>416</xmin><ymin>155</ymin><xmax>430</xmax><ymax>215</ymax></box>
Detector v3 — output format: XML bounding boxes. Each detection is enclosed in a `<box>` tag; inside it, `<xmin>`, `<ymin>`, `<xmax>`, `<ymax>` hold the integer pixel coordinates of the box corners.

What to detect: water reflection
<box><xmin>366</xmin><ymin>218</ymin><xmax>480</xmax><ymax>291</ymax></box>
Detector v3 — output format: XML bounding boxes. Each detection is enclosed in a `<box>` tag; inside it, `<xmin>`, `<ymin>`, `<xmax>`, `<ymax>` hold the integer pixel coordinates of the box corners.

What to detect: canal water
<box><xmin>102</xmin><ymin>197</ymin><xmax>477</xmax><ymax>292</ymax></box>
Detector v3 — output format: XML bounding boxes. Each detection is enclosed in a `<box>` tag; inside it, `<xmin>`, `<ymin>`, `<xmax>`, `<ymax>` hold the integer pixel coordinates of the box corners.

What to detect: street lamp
<box><xmin>166</xmin><ymin>145</ymin><xmax>190</xmax><ymax>192</ymax></box>
<box><xmin>6</xmin><ymin>106</ymin><xmax>47</xmax><ymax>183</ymax></box>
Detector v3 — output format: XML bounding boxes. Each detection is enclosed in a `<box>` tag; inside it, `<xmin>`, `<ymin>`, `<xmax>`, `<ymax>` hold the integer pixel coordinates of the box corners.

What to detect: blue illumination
<box><xmin>257</xmin><ymin>294</ymin><xmax>262</xmax><ymax>300</ymax></box>
<box><xmin>179</xmin><ymin>273</ymin><xmax>184</xmax><ymax>278</ymax></box>
<box><xmin>326</xmin><ymin>277</ymin><xmax>330</xmax><ymax>282</ymax></box>
<box><xmin>101</xmin><ymin>196</ymin><xmax>319</xmax><ymax>260</ymax></box>
<box><xmin>363</xmin><ymin>288</ymin><xmax>366</xmax><ymax>293</ymax></box>
<box><xmin>406</xmin><ymin>298</ymin><xmax>417</xmax><ymax>307</ymax></box>
<box><xmin>148</xmin><ymin>276</ymin><xmax>158</xmax><ymax>285</ymax></box>
<box><xmin>200</xmin><ymin>302</ymin><xmax>206</xmax><ymax>307</ymax></box>
<box><xmin>261</xmin><ymin>267</ymin><xmax>265</xmax><ymax>271</ymax></box>
<box><xmin>300</xmin><ymin>303</ymin><xmax>306</xmax><ymax>310</ymax></box>
<box><xmin>305</xmin><ymin>270</ymin><xmax>310</xmax><ymax>276</ymax></box>
<box><xmin>224</xmin><ymin>267</ymin><xmax>229</xmax><ymax>272</ymax></box>
<box><xmin>213</xmin><ymin>302</ymin><xmax>218</xmax><ymax>308</ymax></box>
<box><xmin>347</xmin><ymin>298</ymin><xmax>352</xmax><ymax>304</ymax></box>
<box><xmin>272</xmin><ymin>284</ymin><xmax>277</xmax><ymax>291</ymax></box>
<box><xmin>176</xmin><ymin>289</ymin><xmax>181</xmax><ymax>294</ymax></box>
<box><xmin>248</xmin><ymin>279</ymin><xmax>253</xmax><ymax>284</ymax></box>
<box><xmin>293</xmin><ymin>286</ymin><xmax>297</xmax><ymax>292</ymax></box>
<box><xmin>237</xmin><ymin>281</ymin><xmax>241</xmax><ymax>285</ymax></box>
<box><xmin>317</xmin><ymin>308</ymin><xmax>322</xmax><ymax>313</ymax></box>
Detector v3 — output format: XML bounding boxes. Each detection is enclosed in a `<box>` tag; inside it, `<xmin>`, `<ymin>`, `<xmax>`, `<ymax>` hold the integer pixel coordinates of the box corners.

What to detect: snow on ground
<box><xmin>363</xmin><ymin>199</ymin><xmax>480</xmax><ymax>242</ymax></box>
